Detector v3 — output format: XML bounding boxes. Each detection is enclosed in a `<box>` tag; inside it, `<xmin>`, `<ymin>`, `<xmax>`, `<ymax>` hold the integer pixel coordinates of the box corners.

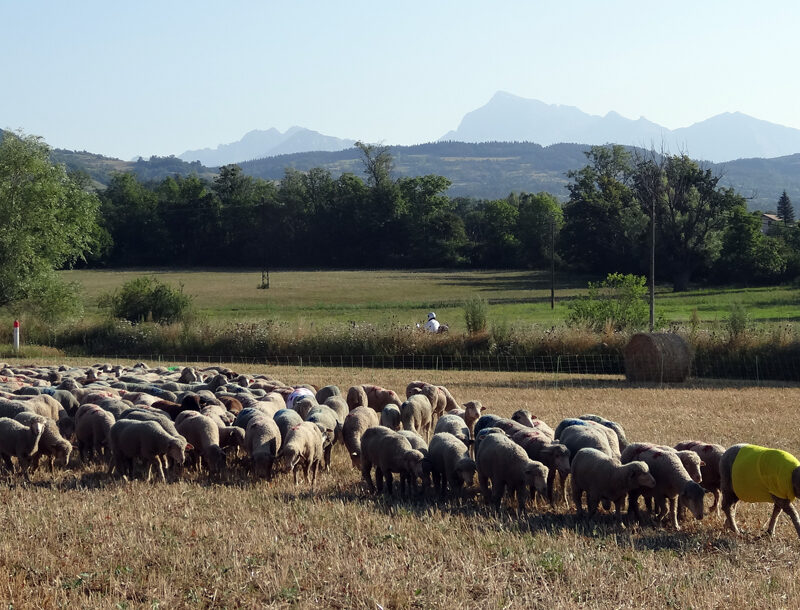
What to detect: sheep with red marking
<box><xmin>510</xmin><ymin>427</ymin><xmax>571</xmax><ymax>506</ymax></box>
<box><xmin>621</xmin><ymin>442</ymin><xmax>707</xmax><ymax>529</ymax></box>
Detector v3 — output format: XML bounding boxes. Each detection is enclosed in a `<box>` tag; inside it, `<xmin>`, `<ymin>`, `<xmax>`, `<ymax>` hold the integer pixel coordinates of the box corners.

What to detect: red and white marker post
<box><xmin>12</xmin><ymin>320</ymin><xmax>20</xmax><ymax>352</ymax></box>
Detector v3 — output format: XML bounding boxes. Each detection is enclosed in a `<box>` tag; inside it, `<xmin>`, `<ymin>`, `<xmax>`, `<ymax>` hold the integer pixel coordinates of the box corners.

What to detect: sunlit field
<box><xmin>61</xmin><ymin>269</ymin><xmax>800</xmax><ymax>331</ymax></box>
<box><xmin>1</xmin><ymin>360</ymin><xmax>799</xmax><ymax>608</ymax></box>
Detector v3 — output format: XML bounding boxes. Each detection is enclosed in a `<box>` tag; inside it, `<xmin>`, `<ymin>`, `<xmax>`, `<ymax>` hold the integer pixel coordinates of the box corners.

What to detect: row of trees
<box><xmin>3</xmin><ymin>131</ymin><xmax>800</xmax><ymax>323</ymax></box>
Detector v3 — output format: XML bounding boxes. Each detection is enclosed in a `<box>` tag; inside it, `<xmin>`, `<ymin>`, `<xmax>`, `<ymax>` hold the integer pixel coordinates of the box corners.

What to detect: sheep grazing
<box><xmin>75</xmin><ymin>404</ymin><xmax>115</xmax><ymax>463</ymax></box>
<box><xmin>360</xmin><ymin>427</ymin><xmax>426</xmax><ymax>497</ymax></box>
<box><xmin>428</xmin><ymin>432</ymin><xmax>476</xmax><ymax>499</ymax></box>
<box><xmin>621</xmin><ymin>442</ymin><xmax>707</xmax><ymax>530</ymax></box>
<box><xmin>510</xmin><ymin>428</ymin><xmax>570</xmax><ymax>506</ymax></box>
<box><xmin>446</xmin><ymin>400</ymin><xmax>485</xmax><ymax>437</ymax></box>
<box><xmin>556</xmin><ymin>419</ymin><xmax>621</xmax><ymax>463</ymax></box>
<box><xmin>0</xmin><ymin>417</ymin><xmax>44</xmax><ymax>477</ymax></box>
<box><xmin>719</xmin><ymin>444</ymin><xmax>800</xmax><ymax>539</ymax></box>
<box><xmin>511</xmin><ymin>410</ymin><xmax>555</xmax><ymax>439</ymax></box>
<box><xmin>273</xmin><ymin>409</ymin><xmax>304</xmax><ymax>447</ymax></box>
<box><xmin>109</xmin><ymin>419</ymin><xmax>188</xmax><ymax>482</ymax></box>
<box><xmin>175</xmin><ymin>413</ymin><xmax>227</xmax><ymax>475</ymax></box>
<box><xmin>218</xmin><ymin>396</ymin><xmax>243</xmax><ymax>415</ymax></box>
<box><xmin>342</xmin><ymin>406</ymin><xmax>379</xmax><ymax>469</ymax></box>
<box><xmin>674</xmin><ymin>441</ymin><xmax>725</xmax><ymax>515</ymax></box>
<box><xmin>305</xmin><ymin>406</ymin><xmax>339</xmax><ymax>470</ymax></box>
<box><xmin>276</xmin><ymin>422</ymin><xmax>325</xmax><ymax>487</ymax></box>
<box><xmin>323</xmin><ymin>396</ymin><xmax>348</xmax><ymax>425</ymax></box>
<box><xmin>379</xmin><ymin>404</ymin><xmax>402</xmax><ymax>431</ymax></box>
<box><xmin>473</xmin><ymin>414</ymin><xmax>528</xmax><ymax>439</ymax></box>
<box><xmin>434</xmin><ymin>413</ymin><xmax>471</xmax><ymax>447</ymax></box>
<box><xmin>359</xmin><ymin>384</ymin><xmax>402</xmax><ymax>412</ymax></box>
<box><xmin>13</xmin><ymin>412</ymin><xmax>72</xmax><ymax>472</ymax></box>
<box><xmin>346</xmin><ymin>385</ymin><xmax>369</xmax><ymax>410</ymax></box>
<box><xmin>291</xmin><ymin>396</ymin><xmax>318</xmax><ymax>420</ymax></box>
<box><xmin>315</xmin><ymin>385</ymin><xmax>340</xmax><ymax>404</ymax></box>
<box><xmin>578</xmin><ymin>414</ymin><xmax>629</xmax><ymax>450</ymax></box>
<box><xmin>571</xmin><ymin>447</ymin><xmax>655</xmax><ymax>521</ymax></box>
<box><xmin>245</xmin><ymin>415</ymin><xmax>281</xmax><ymax>480</ymax></box>
<box><xmin>475</xmin><ymin>431</ymin><xmax>548</xmax><ymax>517</ymax></box>
<box><xmin>400</xmin><ymin>395</ymin><xmax>433</xmax><ymax>440</ymax></box>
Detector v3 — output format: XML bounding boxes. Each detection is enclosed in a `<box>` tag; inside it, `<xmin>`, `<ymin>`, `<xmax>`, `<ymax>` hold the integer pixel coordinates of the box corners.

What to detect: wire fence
<box><xmin>4</xmin><ymin>351</ymin><xmax>796</xmax><ymax>386</ymax></box>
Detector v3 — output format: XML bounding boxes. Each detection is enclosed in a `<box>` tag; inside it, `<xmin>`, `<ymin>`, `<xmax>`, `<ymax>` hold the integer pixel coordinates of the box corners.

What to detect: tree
<box><xmin>0</xmin><ymin>131</ymin><xmax>102</xmax><ymax>318</ymax></box>
<box><xmin>777</xmin><ymin>190</ymin><xmax>795</xmax><ymax>225</ymax></box>
<box><xmin>516</xmin><ymin>192</ymin><xmax>563</xmax><ymax>268</ymax></box>
<box><xmin>717</xmin><ymin>207</ymin><xmax>786</xmax><ymax>283</ymax></box>
<box><xmin>560</xmin><ymin>145</ymin><xmax>647</xmax><ymax>274</ymax></box>
<box><xmin>636</xmin><ymin>154</ymin><xmax>745</xmax><ymax>291</ymax></box>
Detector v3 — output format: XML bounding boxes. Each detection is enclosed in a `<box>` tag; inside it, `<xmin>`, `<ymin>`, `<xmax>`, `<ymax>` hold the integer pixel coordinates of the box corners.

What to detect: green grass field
<box><xmin>61</xmin><ymin>269</ymin><xmax>800</xmax><ymax>332</ymax></box>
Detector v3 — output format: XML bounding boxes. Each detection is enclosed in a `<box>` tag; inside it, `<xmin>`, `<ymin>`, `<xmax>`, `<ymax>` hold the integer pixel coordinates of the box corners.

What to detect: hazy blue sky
<box><xmin>3</xmin><ymin>1</ymin><xmax>798</xmax><ymax>160</ymax></box>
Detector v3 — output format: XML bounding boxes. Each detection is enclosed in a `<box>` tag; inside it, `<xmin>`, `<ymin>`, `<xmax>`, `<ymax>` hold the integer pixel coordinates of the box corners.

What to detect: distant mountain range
<box><xmin>440</xmin><ymin>91</ymin><xmax>800</xmax><ymax>163</ymax></box>
<box><xmin>177</xmin><ymin>127</ymin><xmax>355</xmax><ymax>166</ymax></box>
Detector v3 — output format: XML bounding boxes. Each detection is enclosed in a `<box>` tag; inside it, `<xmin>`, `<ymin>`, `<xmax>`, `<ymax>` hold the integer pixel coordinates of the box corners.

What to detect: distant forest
<box><xmin>48</xmin><ymin>139</ymin><xmax>800</xmax><ymax>212</ymax></box>
<box><xmin>95</xmin><ymin>144</ymin><xmax>800</xmax><ymax>290</ymax></box>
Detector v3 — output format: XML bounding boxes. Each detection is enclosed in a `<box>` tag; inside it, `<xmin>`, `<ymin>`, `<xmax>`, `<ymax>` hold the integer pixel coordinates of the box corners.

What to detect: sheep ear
<box><xmin>699</xmin><ymin>461</ymin><xmax>706</xmax><ymax>467</ymax></box>
<box><xmin>480</xmin><ymin>406</ymin><xmax>486</xmax><ymax>412</ymax></box>
<box><xmin>185</xmin><ymin>443</ymin><xmax>194</xmax><ymax>451</ymax></box>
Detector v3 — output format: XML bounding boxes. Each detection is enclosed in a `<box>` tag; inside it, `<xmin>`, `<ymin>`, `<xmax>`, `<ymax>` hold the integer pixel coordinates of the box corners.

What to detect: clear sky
<box><xmin>3</xmin><ymin>1</ymin><xmax>798</xmax><ymax>160</ymax></box>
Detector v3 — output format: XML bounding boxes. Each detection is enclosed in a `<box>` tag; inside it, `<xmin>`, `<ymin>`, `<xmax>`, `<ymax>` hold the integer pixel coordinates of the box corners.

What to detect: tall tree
<box><xmin>777</xmin><ymin>190</ymin><xmax>795</xmax><ymax>225</ymax></box>
<box><xmin>516</xmin><ymin>192</ymin><xmax>563</xmax><ymax>268</ymax></box>
<box><xmin>560</xmin><ymin>145</ymin><xmax>648</xmax><ymax>274</ymax></box>
<box><xmin>0</xmin><ymin>131</ymin><xmax>102</xmax><ymax>318</ymax></box>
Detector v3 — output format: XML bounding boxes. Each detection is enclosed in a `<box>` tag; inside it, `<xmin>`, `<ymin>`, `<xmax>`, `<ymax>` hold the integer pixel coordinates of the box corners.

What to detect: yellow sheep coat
<box><xmin>732</xmin><ymin>445</ymin><xmax>800</xmax><ymax>503</ymax></box>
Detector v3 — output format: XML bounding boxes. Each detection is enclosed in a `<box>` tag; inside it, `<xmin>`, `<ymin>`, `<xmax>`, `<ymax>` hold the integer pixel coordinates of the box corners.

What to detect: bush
<box><xmin>464</xmin><ymin>297</ymin><xmax>488</xmax><ymax>334</ymax></box>
<box><xmin>567</xmin><ymin>273</ymin><xmax>649</xmax><ymax>332</ymax></box>
<box><xmin>98</xmin><ymin>276</ymin><xmax>193</xmax><ymax>324</ymax></box>
<box><xmin>725</xmin><ymin>302</ymin><xmax>751</xmax><ymax>344</ymax></box>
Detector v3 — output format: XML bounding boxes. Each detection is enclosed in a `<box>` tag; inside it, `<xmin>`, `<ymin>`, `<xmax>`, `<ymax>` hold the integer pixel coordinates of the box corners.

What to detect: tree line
<box><xmin>3</xmin><ymin>131</ymin><xmax>800</xmax><ymax>325</ymax></box>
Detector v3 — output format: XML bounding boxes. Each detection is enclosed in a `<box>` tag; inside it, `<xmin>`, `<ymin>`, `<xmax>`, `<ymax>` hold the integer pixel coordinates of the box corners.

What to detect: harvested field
<box><xmin>1</xmin><ymin>361</ymin><xmax>799</xmax><ymax>608</ymax></box>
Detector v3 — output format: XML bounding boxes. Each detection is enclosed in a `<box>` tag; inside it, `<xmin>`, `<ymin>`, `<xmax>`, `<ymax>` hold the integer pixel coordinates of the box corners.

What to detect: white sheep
<box><xmin>0</xmin><ymin>417</ymin><xmax>44</xmax><ymax>478</ymax></box>
<box><xmin>276</xmin><ymin>421</ymin><xmax>325</xmax><ymax>487</ymax></box>
<box><xmin>428</xmin><ymin>432</ymin><xmax>476</xmax><ymax>499</ymax></box>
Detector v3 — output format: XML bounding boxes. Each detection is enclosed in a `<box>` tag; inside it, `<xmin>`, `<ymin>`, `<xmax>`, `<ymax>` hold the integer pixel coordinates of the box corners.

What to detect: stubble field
<box><xmin>2</xmin><ymin>362</ymin><xmax>800</xmax><ymax>608</ymax></box>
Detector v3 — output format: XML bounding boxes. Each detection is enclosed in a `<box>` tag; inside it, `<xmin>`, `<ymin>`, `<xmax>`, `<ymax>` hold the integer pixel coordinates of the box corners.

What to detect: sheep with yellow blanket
<box><xmin>720</xmin><ymin>444</ymin><xmax>800</xmax><ymax>539</ymax></box>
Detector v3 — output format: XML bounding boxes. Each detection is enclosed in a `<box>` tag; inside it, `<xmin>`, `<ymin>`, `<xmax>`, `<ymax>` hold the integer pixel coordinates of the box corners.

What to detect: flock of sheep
<box><xmin>0</xmin><ymin>362</ymin><xmax>799</xmax><ymax>541</ymax></box>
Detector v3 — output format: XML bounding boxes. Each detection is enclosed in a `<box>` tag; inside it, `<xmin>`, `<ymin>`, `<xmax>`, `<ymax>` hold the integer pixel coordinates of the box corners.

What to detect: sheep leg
<box><xmin>375</xmin><ymin>467</ymin><xmax>385</xmax><ymax>493</ymax></box>
<box><xmin>572</xmin><ymin>485</ymin><xmax>584</xmax><ymax>516</ymax></box>
<box><xmin>323</xmin><ymin>445</ymin><xmax>332</xmax><ymax>471</ymax></box>
<box><xmin>491</xmin><ymin>479</ymin><xmax>506</xmax><ymax>509</ymax></box>
<box><xmin>479</xmin><ymin>472</ymin><xmax>491</xmax><ymax>505</ymax></box>
<box><xmin>767</xmin><ymin>502</ymin><xmax>782</xmax><ymax>536</ymax></box>
<box><xmin>546</xmin><ymin>469</ymin><xmax>557</xmax><ymax>506</ymax></box>
<box><xmin>361</xmin><ymin>463</ymin><xmax>376</xmax><ymax>493</ymax></box>
<box><xmin>586</xmin><ymin>492</ymin><xmax>600</xmax><ymax>518</ymax></box>
<box><xmin>384</xmin><ymin>471</ymin><xmax>394</xmax><ymax>496</ymax></box>
<box><xmin>153</xmin><ymin>457</ymin><xmax>166</xmax><ymax>483</ymax></box>
<box><xmin>710</xmin><ymin>489</ymin><xmax>721</xmax><ymax>516</ymax></box>
<box><xmin>627</xmin><ymin>490</ymin><xmax>642</xmax><ymax>523</ymax></box>
<box><xmin>667</xmin><ymin>497</ymin><xmax>681</xmax><ymax>530</ymax></box>
<box><xmin>516</xmin><ymin>485</ymin><xmax>529</xmax><ymax>517</ymax></box>
<box><xmin>782</xmin><ymin>502</ymin><xmax>800</xmax><ymax>539</ymax></box>
<box><xmin>721</xmin><ymin>491</ymin><xmax>740</xmax><ymax>534</ymax></box>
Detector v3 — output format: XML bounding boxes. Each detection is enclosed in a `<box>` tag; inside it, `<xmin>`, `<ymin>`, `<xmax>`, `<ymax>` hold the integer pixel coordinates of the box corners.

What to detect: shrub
<box><xmin>567</xmin><ymin>273</ymin><xmax>649</xmax><ymax>332</ymax></box>
<box><xmin>725</xmin><ymin>302</ymin><xmax>751</xmax><ymax>344</ymax></box>
<box><xmin>464</xmin><ymin>297</ymin><xmax>488</xmax><ymax>334</ymax></box>
<box><xmin>98</xmin><ymin>276</ymin><xmax>193</xmax><ymax>324</ymax></box>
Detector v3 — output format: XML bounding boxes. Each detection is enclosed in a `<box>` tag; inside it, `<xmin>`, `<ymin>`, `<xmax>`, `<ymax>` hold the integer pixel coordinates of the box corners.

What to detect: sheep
<box><xmin>151</xmin><ymin>395</ymin><xmax>201</xmax><ymax>420</ymax></box>
<box><xmin>621</xmin><ymin>442</ymin><xmax>707</xmax><ymax>529</ymax></box>
<box><xmin>434</xmin><ymin>414</ymin><xmax>471</xmax><ymax>446</ymax></box>
<box><xmin>472</xmin><ymin>426</ymin><xmax>507</xmax><ymax>460</ymax></box>
<box><xmin>271</xmin><ymin>406</ymin><xmax>303</xmax><ymax>440</ymax></box>
<box><xmin>446</xmin><ymin>400</ymin><xmax>485</xmax><ymax>438</ymax></box>
<box><xmin>276</xmin><ymin>421</ymin><xmax>325</xmax><ymax>487</ymax></box>
<box><xmin>218</xmin><ymin>426</ymin><xmax>246</xmax><ymax>453</ymax></box>
<box><xmin>719</xmin><ymin>444</ymin><xmax>800</xmax><ymax>539</ymax></box>
<box><xmin>323</xmin><ymin>396</ymin><xmax>348</xmax><ymax>425</ymax></box>
<box><xmin>108</xmin><ymin>419</ymin><xmax>188</xmax><ymax>482</ymax></box>
<box><xmin>396</xmin><ymin>430</ymin><xmax>428</xmax><ymax>456</ymax></box>
<box><xmin>408</xmin><ymin>383</ymin><xmax>447</xmax><ymax>422</ymax></box>
<box><xmin>97</xmin><ymin>398</ymin><xmax>132</xmax><ymax>421</ymax></box>
<box><xmin>473</xmin><ymin>414</ymin><xmax>528</xmax><ymax>439</ymax></box>
<box><xmin>379</xmin><ymin>404</ymin><xmax>402</xmax><ymax>431</ymax></box>
<box><xmin>175</xmin><ymin>413</ymin><xmax>227</xmax><ymax>475</ymax></box>
<box><xmin>578</xmin><ymin>414</ymin><xmax>629</xmax><ymax>450</ymax></box>
<box><xmin>291</xmin><ymin>396</ymin><xmax>318</xmax><ymax>420</ymax></box>
<box><xmin>75</xmin><ymin>404</ymin><xmax>115</xmax><ymax>463</ymax></box>
<box><xmin>571</xmin><ymin>447</ymin><xmax>656</xmax><ymax>521</ymax></box>
<box><xmin>286</xmin><ymin>387</ymin><xmax>315</xmax><ymax>411</ymax></box>
<box><xmin>346</xmin><ymin>385</ymin><xmax>369</xmax><ymax>410</ymax></box>
<box><xmin>305</xmin><ymin>407</ymin><xmax>339</xmax><ymax>470</ymax></box>
<box><xmin>120</xmin><ymin>407</ymin><xmax>181</xmax><ymax>439</ymax></box>
<box><xmin>556</xmin><ymin>420</ymin><xmax>621</xmax><ymax>463</ymax></box>
<box><xmin>201</xmin><ymin>404</ymin><xmax>235</xmax><ymax>428</ymax></box>
<box><xmin>218</xmin><ymin>396</ymin><xmax>243</xmax><ymax>414</ymax></box>
<box><xmin>360</xmin><ymin>426</ymin><xmax>425</xmax><ymax>497</ymax></box>
<box><xmin>674</xmin><ymin>440</ymin><xmax>725</xmax><ymax>515</ymax></box>
<box><xmin>475</xmin><ymin>432</ymin><xmax>548</xmax><ymax>517</ymax></box>
<box><xmin>342</xmin><ymin>407</ymin><xmax>379</xmax><ymax>469</ymax></box>
<box><xmin>428</xmin><ymin>432</ymin><xmax>477</xmax><ymax>499</ymax></box>
<box><xmin>510</xmin><ymin>428</ymin><xmax>571</xmax><ymax>506</ymax></box>
<box><xmin>316</xmin><ymin>385</ymin><xmax>340</xmax><ymax>404</ymax></box>
<box><xmin>400</xmin><ymin>394</ymin><xmax>433</xmax><ymax>440</ymax></box>
<box><xmin>14</xmin><ymin>412</ymin><xmax>72</xmax><ymax>471</ymax></box>
<box><xmin>511</xmin><ymin>410</ymin><xmax>555</xmax><ymax>439</ymax></box>
<box><xmin>245</xmin><ymin>415</ymin><xmax>281</xmax><ymax>480</ymax></box>
<box><xmin>356</xmin><ymin>384</ymin><xmax>402</xmax><ymax>412</ymax></box>
<box><xmin>0</xmin><ymin>417</ymin><xmax>44</xmax><ymax>477</ymax></box>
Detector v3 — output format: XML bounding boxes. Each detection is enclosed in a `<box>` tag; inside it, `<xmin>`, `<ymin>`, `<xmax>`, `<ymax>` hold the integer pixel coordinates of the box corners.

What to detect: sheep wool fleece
<box><xmin>732</xmin><ymin>445</ymin><xmax>800</xmax><ymax>503</ymax></box>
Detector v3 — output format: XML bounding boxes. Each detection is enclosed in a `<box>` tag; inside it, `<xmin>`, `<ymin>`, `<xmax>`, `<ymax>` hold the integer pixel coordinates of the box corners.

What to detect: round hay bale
<box><xmin>624</xmin><ymin>333</ymin><xmax>692</xmax><ymax>383</ymax></box>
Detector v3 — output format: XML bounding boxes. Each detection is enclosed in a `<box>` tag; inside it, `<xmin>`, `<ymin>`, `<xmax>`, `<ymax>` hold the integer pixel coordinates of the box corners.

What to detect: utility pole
<box><xmin>550</xmin><ymin>214</ymin><xmax>556</xmax><ymax>309</ymax></box>
<box><xmin>649</xmin><ymin>198</ymin><xmax>655</xmax><ymax>331</ymax></box>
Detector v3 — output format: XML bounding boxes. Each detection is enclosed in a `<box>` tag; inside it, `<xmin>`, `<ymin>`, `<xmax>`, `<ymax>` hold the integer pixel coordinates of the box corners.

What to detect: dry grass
<box><xmin>1</xmin><ymin>362</ymin><xmax>800</xmax><ymax>608</ymax></box>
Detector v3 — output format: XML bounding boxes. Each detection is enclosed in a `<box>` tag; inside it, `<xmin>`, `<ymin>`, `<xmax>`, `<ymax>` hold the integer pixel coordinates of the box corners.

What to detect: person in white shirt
<box><xmin>423</xmin><ymin>312</ymin><xmax>440</xmax><ymax>333</ymax></box>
